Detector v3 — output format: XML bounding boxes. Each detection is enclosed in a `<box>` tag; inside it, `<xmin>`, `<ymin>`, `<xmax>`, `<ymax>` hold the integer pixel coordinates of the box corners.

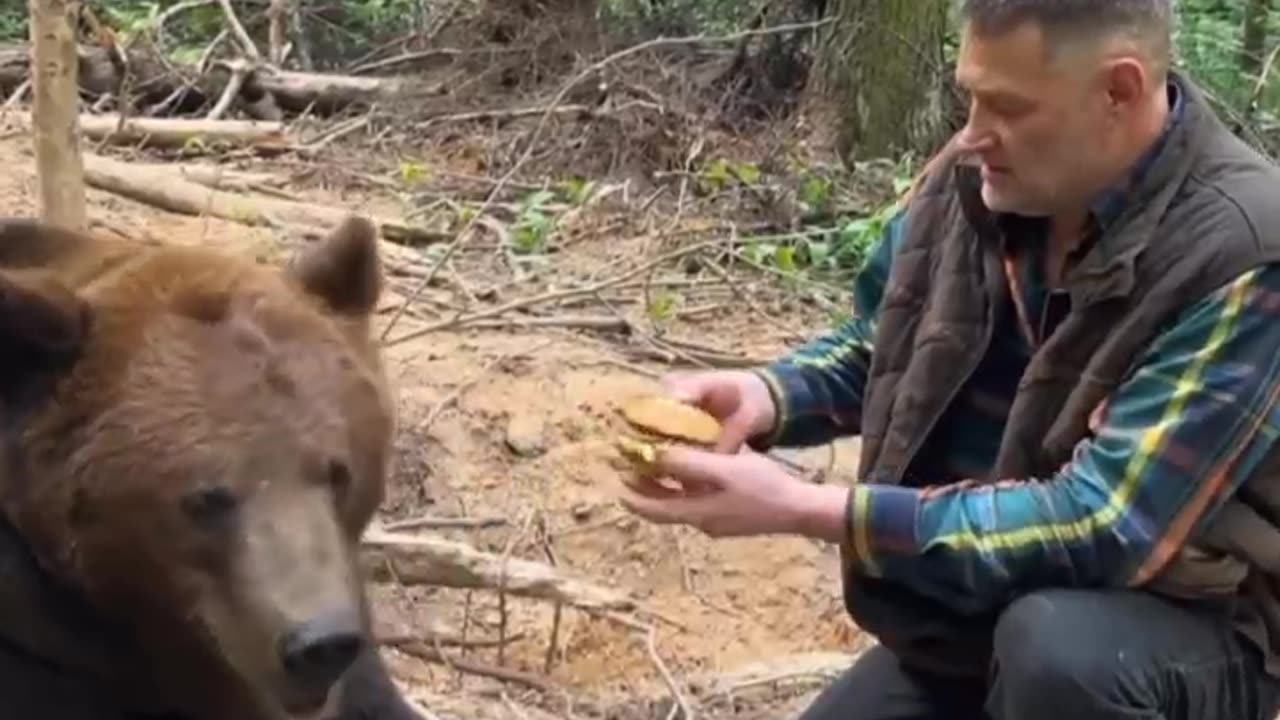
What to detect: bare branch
<box><xmin>215</xmin><ymin>0</ymin><xmax>263</xmax><ymax>62</ymax></box>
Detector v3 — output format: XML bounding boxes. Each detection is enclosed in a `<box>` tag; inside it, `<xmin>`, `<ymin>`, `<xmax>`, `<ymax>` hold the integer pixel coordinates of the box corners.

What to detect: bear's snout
<box><xmin>278</xmin><ymin>607</ymin><xmax>364</xmax><ymax>696</ymax></box>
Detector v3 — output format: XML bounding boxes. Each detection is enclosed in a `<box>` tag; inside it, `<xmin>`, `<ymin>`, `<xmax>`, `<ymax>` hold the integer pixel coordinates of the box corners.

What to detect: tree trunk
<box><xmin>1239</xmin><ymin>0</ymin><xmax>1269</xmax><ymax>82</ymax></box>
<box><xmin>813</xmin><ymin>0</ymin><xmax>950</xmax><ymax>164</ymax></box>
<box><xmin>28</xmin><ymin>0</ymin><xmax>87</xmax><ymax>231</ymax></box>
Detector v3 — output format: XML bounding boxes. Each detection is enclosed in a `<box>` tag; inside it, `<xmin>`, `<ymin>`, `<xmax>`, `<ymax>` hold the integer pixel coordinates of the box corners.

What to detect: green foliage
<box><xmin>0</xmin><ymin>0</ymin><xmax>427</xmax><ymax>68</ymax></box>
<box><xmin>398</xmin><ymin>161</ymin><xmax>432</xmax><ymax>187</ymax></box>
<box><xmin>1173</xmin><ymin>0</ymin><xmax>1280</xmax><ymax>132</ymax></box>
<box><xmin>0</xmin><ymin>6</ymin><xmax>26</xmax><ymax>41</ymax></box>
<box><xmin>739</xmin><ymin>156</ymin><xmax>914</xmax><ymax>287</ymax></box>
<box><xmin>511</xmin><ymin>190</ymin><xmax>559</xmax><ymax>255</ymax></box>
<box><xmin>598</xmin><ymin>0</ymin><xmax>754</xmax><ymax>39</ymax></box>
<box><xmin>645</xmin><ymin>288</ymin><xmax>679</xmax><ymax>324</ymax></box>
<box><xmin>556</xmin><ymin>176</ymin><xmax>597</xmax><ymax>206</ymax></box>
<box><xmin>697</xmin><ymin>157</ymin><xmax>763</xmax><ymax>194</ymax></box>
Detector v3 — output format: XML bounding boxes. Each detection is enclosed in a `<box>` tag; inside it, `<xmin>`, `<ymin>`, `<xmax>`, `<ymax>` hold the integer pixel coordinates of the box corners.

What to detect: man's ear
<box><xmin>286</xmin><ymin>215</ymin><xmax>383</xmax><ymax>316</ymax></box>
<box><xmin>1101</xmin><ymin>57</ymin><xmax>1148</xmax><ymax>114</ymax></box>
<box><xmin>0</xmin><ymin>271</ymin><xmax>91</xmax><ymax>400</ymax></box>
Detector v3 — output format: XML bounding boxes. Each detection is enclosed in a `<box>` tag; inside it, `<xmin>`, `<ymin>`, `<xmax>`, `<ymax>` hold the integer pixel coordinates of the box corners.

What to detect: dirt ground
<box><xmin>0</xmin><ymin>131</ymin><xmax>871</xmax><ymax>718</ymax></box>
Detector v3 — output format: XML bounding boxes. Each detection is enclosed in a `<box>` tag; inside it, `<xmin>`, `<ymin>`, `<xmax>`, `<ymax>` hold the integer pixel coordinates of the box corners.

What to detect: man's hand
<box><xmin>618</xmin><ymin>444</ymin><xmax>850</xmax><ymax>542</ymax></box>
<box><xmin>660</xmin><ymin>370</ymin><xmax>777</xmax><ymax>453</ymax></box>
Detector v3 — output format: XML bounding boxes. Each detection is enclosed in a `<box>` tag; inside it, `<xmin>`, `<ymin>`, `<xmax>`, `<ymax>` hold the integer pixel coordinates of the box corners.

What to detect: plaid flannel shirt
<box><xmin>756</xmin><ymin>86</ymin><xmax>1280</xmax><ymax>614</ymax></box>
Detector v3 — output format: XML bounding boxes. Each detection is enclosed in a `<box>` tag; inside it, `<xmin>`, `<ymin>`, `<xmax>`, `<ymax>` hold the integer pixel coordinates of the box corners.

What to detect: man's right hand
<box><xmin>660</xmin><ymin>370</ymin><xmax>777</xmax><ymax>453</ymax></box>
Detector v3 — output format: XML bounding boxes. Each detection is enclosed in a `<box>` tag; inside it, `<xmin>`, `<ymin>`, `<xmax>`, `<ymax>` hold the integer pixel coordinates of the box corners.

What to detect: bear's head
<box><xmin>0</xmin><ymin>216</ymin><xmax>396</xmax><ymax>718</ymax></box>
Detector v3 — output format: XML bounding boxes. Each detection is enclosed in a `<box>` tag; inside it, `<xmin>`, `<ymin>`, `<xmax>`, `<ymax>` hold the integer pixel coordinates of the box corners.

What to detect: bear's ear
<box><xmin>0</xmin><ymin>217</ymin><xmax>93</xmax><ymax>269</ymax></box>
<box><xmin>287</xmin><ymin>215</ymin><xmax>382</xmax><ymax>316</ymax></box>
<box><xmin>0</xmin><ymin>271</ymin><xmax>90</xmax><ymax>397</ymax></box>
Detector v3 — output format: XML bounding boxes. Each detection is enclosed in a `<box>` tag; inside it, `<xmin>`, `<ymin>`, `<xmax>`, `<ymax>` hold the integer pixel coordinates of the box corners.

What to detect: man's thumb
<box><xmin>660</xmin><ymin>374</ymin><xmax>702</xmax><ymax>404</ymax></box>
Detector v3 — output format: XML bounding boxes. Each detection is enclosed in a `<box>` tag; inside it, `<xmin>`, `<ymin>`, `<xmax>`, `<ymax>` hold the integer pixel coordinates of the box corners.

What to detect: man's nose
<box><xmin>955</xmin><ymin>122</ymin><xmax>996</xmax><ymax>155</ymax></box>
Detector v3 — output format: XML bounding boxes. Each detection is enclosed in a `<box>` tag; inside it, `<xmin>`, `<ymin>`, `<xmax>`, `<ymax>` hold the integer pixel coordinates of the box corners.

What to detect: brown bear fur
<box><xmin>0</xmin><ymin>216</ymin><xmax>423</xmax><ymax>720</ymax></box>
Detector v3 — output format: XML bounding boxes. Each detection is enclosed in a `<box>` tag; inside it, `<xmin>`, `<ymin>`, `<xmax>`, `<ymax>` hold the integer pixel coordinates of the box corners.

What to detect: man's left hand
<box><xmin>617</xmin><ymin>445</ymin><xmax>850</xmax><ymax>542</ymax></box>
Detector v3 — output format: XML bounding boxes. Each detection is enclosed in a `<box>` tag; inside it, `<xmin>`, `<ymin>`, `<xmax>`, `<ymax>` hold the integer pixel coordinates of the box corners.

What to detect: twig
<box><xmin>537</xmin><ymin>515</ymin><xmax>564</xmax><ymax>676</ymax></box>
<box><xmin>378</xmin><ymin>17</ymin><xmax>835</xmax><ymax>342</ymax></box>
<box><xmin>302</xmin><ymin>111</ymin><xmax>374</xmax><ymax>153</ymax></box>
<box><xmin>699</xmin><ymin>233</ymin><xmax>807</xmax><ymax>344</ymax></box>
<box><xmin>147</xmin><ymin>30</ymin><xmax>228</xmax><ymax>116</ymax></box>
<box><xmin>266</xmin><ymin>0</ymin><xmax>292</xmax><ymax>65</ymax></box>
<box><xmin>215</xmin><ymin>0</ymin><xmax>262</xmax><ymax>62</ymax></box>
<box><xmin>382</xmin><ymin>240</ymin><xmax>723</xmax><ymax>347</ymax></box>
<box><xmin>380</xmin><ymin>630</ymin><xmax>526</xmax><ymax>651</ymax></box>
<box><xmin>594</xmin><ymin>287</ymin><xmax>710</xmax><ymax>370</ymax></box>
<box><xmin>393</xmin><ymin>640</ymin><xmax>558</xmax><ymax>693</ymax></box>
<box><xmin>501</xmin><ymin>693</ymin><xmax>536</xmax><ymax>720</ymax></box>
<box><xmin>1248</xmin><ymin>42</ymin><xmax>1280</xmax><ymax>115</ymax></box>
<box><xmin>361</xmin><ymin>529</ymin><xmax>636</xmax><ymax>610</ymax></box>
<box><xmin>350</xmin><ymin>45</ymin><xmax>532</xmax><ymax>75</ymax></box>
<box><xmin>497</xmin><ymin>509</ymin><xmax>539</xmax><ymax>666</ymax></box>
<box><xmin>419</xmin><ymin>104</ymin><xmax>594</xmax><ymax>127</ymax></box>
<box><xmin>672</xmin><ymin>528</ymin><xmax>695</xmax><ymax>594</ymax></box>
<box><xmin>3</xmin><ymin>79</ymin><xmax>30</xmax><ymax>109</ymax></box>
<box><xmin>382</xmin><ymin>514</ymin><xmax>508</xmax><ymax>532</ymax></box>
<box><xmin>628</xmin><ymin>341</ymin><xmax>769</xmax><ymax>369</ymax></box>
<box><xmin>646</xmin><ymin>625</ymin><xmax>694</xmax><ymax>720</ymax></box>
<box><xmin>456</xmin><ymin>315</ymin><xmax>632</xmax><ymax>333</ymax></box>
<box><xmin>206</xmin><ymin>58</ymin><xmax>251</xmax><ymax>120</ymax></box>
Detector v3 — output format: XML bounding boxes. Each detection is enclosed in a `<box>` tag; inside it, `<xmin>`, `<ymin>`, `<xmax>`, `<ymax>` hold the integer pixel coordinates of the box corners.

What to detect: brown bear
<box><xmin>0</xmin><ymin>214</ymin><xmax>425</xmax><ymax>720</ymax></box>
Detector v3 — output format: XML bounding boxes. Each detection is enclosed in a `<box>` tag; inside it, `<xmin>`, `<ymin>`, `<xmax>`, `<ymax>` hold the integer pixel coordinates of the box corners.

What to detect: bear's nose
<box><xmin>279</xmin><ymin>609</ymin><xmax>364</xmax><ymax>690</ymax></box>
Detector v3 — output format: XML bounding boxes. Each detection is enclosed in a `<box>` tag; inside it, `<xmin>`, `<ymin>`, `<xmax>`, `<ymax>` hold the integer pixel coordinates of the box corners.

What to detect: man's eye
<box><xmin>985</xmin><ymin>96</ymin><xmax>1032</xmax><ymax>117</ymax></box>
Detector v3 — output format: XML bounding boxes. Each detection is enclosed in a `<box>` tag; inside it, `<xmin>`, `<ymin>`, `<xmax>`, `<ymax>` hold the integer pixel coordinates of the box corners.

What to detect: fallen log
<box><xmin>0</xmin><ymin>43</ymin><xmax>415</xmax><ymax>117</ymax></box>
<box><xmin>139</xmin><ymin>162</ymin><xmax>300</xmax><ymax>201</ymax></box>
<box><xmin>80</xmin><ymin>153</ymin><xmax>451</xmax><ymax>246</ymax></box>
<box><xmin>251</xmin><ymin>66</ymin><xmax>411</xmax><ymax>113</ymax></box>
<box><xmin>6</xmin><ymin>111</ymin><xmax>291</xmax><ymax>150</ymax></box>
<box><xmin>359</xmin><ymin>528</ymin><xmax>637</xmax><ymax>611</ymax></box>
<box><xmin>1</xmin><ymin>43</ymin><xmax>140</xmax><ymax>101</ymax></box>
<box><xmin>168</xmin><ymin>164</ymin><xmax>289</xmax><ymax>193</ymax></box>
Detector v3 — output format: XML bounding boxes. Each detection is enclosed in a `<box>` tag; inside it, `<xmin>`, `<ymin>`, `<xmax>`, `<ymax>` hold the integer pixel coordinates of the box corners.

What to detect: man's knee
<box><xmin>987</xmin><ymin>590</ymin><xmax>1148</xmax><ymax>718</ymax></box>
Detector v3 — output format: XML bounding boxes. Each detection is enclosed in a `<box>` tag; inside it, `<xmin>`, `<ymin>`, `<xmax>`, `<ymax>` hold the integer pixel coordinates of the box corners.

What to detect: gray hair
<box><xmin>959</xmin><ymin>0</ymin><xmax>1173</xmax><ymax>71</ymax></box>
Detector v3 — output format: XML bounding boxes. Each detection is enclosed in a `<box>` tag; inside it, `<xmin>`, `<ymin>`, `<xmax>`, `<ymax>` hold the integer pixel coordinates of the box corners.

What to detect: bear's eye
<box><xmin>181</xmin><ymin>486</ymin><xmax>240</xmax><ymax>528</ymax></box>
<box><xmin>327</xmin><ymin>460</ymin><xmax>352</xmax><ymax>497</ymax></box>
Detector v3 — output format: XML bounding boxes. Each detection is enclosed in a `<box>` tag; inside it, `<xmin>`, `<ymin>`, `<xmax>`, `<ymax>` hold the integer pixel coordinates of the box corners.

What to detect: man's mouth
<box><xmin>981</xmin><ymin>163</ymin><xmax>1013</xmax><ymax>183</ymax></box>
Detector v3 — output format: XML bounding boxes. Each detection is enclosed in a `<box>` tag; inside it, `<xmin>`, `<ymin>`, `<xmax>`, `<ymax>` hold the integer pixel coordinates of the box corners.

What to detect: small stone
<box><xmin>504</xmin><ymin>414</ymin><xmax>546</xmax><ymax>457</ymax></box>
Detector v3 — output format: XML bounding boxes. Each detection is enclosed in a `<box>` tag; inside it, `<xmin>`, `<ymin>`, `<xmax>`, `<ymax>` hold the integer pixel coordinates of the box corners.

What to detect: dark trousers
<box><xmin>798</xmin><ymin>588</ymin><xmax>1280</xmax><ymax>720</ymax></box>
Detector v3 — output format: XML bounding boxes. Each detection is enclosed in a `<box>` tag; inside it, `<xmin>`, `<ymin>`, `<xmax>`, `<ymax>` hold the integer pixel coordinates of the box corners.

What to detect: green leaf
<box><xmin>774</xmin><ymin>245</ymin><xmax>797</xmax><ymax>273</ymax></box>
<box><xmin>648</xmin><ymin>290</ymin><xmax>678</xmax><ymax>321</ymax></box>
<box><xmin>733</xmin><ymin>161</ymin><xmax>761</xmax><ymax>185</ymax></box>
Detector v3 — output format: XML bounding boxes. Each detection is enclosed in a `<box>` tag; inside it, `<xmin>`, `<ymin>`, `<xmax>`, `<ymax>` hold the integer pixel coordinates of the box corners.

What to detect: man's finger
<box><xmin>714</xmin><ymin>415</ymin><xmax>751</xmax><ymax>453</ymax></box>
<box><xmin>652</xmin><ymin>444</ymin><xmax>730</xmax><ymax>488</ymax></box>
<box><xmin>618</xmin><ymin>489</ymin><xmax>699</xmax><ymax>526</ymax></box>
<box><xmin>619</xmin><ymin>472</ymin><xmax>686</xmax><ymax>499</ymax></box>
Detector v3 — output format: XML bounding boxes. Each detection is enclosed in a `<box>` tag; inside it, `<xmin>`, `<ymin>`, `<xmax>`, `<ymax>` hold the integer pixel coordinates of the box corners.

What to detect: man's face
<box><xmin>955</xmin><ymin>21</ymin><xmax>1118</xmax><ymax>216</ymax></box>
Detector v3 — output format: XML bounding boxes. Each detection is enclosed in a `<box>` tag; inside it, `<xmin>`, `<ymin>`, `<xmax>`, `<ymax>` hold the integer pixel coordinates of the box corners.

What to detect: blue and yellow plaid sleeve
<box><xmin>751</xmin><ymin>209</ymin><xmax>907</xmax><ymax>449</ymax></box>
<box><xmin>847</xmin><ymin>262</ymin><xmax>1280</xmax><ymax>614</ymax></box>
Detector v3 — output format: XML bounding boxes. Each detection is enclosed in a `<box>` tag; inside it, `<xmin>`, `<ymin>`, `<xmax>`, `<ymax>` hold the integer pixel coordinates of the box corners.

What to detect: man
<box><xmin>617</xmin><ymin>2</ymin><xmax>1280</xmax><ymax>719</ymax></box>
